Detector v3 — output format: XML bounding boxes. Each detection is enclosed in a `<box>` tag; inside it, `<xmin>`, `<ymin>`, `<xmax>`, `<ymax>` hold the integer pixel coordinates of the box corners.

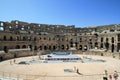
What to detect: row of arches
<box><xmin>2</xmin><ymin>44</ymin><xmax>91</xmax><ymax>53</ymax></box>
<box><xmin>100</xmin><ymin>43</ymin><xmax>115</xmax><ymax>52</ymax></box>
<box><xmin>101</xmin><ymin>37</ymin><xmax>114</xmax><ymax>43</ymax></box>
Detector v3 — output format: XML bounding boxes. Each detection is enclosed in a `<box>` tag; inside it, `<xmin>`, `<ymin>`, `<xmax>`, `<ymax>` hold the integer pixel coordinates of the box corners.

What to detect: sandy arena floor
<box><xmin>0</xmin><ymin>55</ymin><xmax>120</xmax><ymax>80</ymax></box>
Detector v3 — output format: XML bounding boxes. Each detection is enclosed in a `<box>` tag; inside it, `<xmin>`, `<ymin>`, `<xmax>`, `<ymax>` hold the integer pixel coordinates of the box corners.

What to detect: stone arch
<box><xmin>61</xmin><ymin>45</ymin><xmax>65</xmax><ymax>50</ymax></box>
<box><xmin>105</xmin><ymin>42</ymin><xmax>109</xmax><ymax>50</ymax></box>
<box><xmin>23</xmin><ymin>37</ymin><xmax>26</xmax><ymax>41</ymax></box>
<box><xmin>75</xmin><ymin>42</ymin><xmax>78</xmax><ymax>49</ymax></box>
<box><xmin>39</xmin><ymin>46</ymin><xmax>42</xmax><ymax>50</ymax></box>
<box><xmin>22</xmin><ymin>45</ymin><xmax>26</xmax><ymax>48</ymax></box>
<box><xmin>100</xmin><ymin>43</ymin><xmax>103</xmax><ymax>48</ymax></box>
<box><xmin>3</xmin><ymin>36</ymin><xmax>7</xmax><ymax>41</ymax></box>
<box><xmin>95</xmin><ymin>42</ymin><xmax>98</xmax><ymax>47</ymax></box>
<box><xmin>79</xmin><ymin>45</ymin><xmax>82</xmax><ymax>50</ymax></box>
<box><xmin>53</xmin><ymin>45</ymin><xmax>56</xmax><ymax>50</ymax></box>
<box><xmin>44</xmin><ymin>45</ymin><xmax>47</xmax><ymax>50</ymax></box>
<box><xmin>111</xmin><ymin>37</ymin><xmax>114</xmax><ymax>43</ymax></box>
<box><xmin>111</xmin><ymin>44</ymin><xmax>114</xmax><ymax>52</ymax></box>
<box><xmin>70</xmin><ymin>42</ymin><xmax>73</xmax><ymax>47</ymax></box>
<box><xmin>16</xmin><ymin>36</ymin><xmax>20</xmax><ymax>41</ymax></box>
<box><xmin>84</xmin><ymin>45</ymin><xmax>87</xmax><ymax>51</ymax></box>
<box><xmin>29</xmin><ymin>45</ymin><xmax>32</xmax><ymax>51</ymax></box>
<box><xmin>106</xmin><ymin>38</ymin><xmax>109</xmax><ymax>42</ymax></box>
<box><xmin>89</xmin><ymin>42</ymin><xmax>93</xmax><ymax>49</ymax></box>
<box><xmin>3</xmin><ymin>46</ymin><xmax>8</xmax><ymax>53</ymax></box>
<box><xmin>34</xmin><ymin>46</ymin><xmax>37</xmax><ymax>50</ymax></box>
<box><xmin>49</xmin><ymin>46</ymin><xmax>51</xmax><ymax>50</ymax></box>
<box><xmin>34</xmin><ymin>37</ymin><xmax>37</xmax><ymax>41</ymax></box>
<box><xmin>66</xmin><ymin>44</ymin><xmax>69</xmax><ymax>50</ymax></box>
<box><xmin>10</xmin><ymin>36</ymin><xmax>13</xmax><ymax>41</ymax></box>
<box><xmin>16</xmin><ymin>45</ymin><xmax>20</xmax><ymax>49</ymax></box>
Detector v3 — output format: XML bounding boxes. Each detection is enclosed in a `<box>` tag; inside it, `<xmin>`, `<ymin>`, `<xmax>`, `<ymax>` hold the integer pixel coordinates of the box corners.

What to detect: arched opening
<box><xmin>95</xmin><ymin>42</ymin><xmax>98</xmax><ymax>48</ymax></box>
<box><xmin>10</xmin><ymin>36</ymin><xmax>13</xmax><ymax>41</ymax></box>
<box><xmin>15</xmin><ymin>45</ymin><xmax>20</xmax><ymax>49</ymax></box>
<box><xmin>22</xmin><ymin>45</ymin><xmax>26</xmax><ymax>48</ymax></box>
<box><xmin>49</xmin><ymin>46</ymin><xmax>51</xmax><ymax>50</ymax></box>
<box><xmin>79</xmin><ymin>45</ymin><xmax>82</xmax><ymax>50</ymax></box>
<box><xmin>70</xmin><ymin>42</ymin><xmax>73</xmax><ymax>47</ymax></box>
<box><xmin>89</xmin><ymin>42</ymin><xmax>93</xmax><ymax>49</ymax></box>
<box><xmin>44</xmin><ymin>46</ymin><xmax>47</xmax><ymax>50</ymax></box>
<box><xmin>34</xmin><ymin>46</ymin><xmax>37</xmax><ymax>50</ymax></box>
<box><xmin>34</xmin><ymin>37</ymin><xmax>37</xmax><ymax>41</ymax></box>
<box><xmin>66</xmin><ymin>44</ymin><xmax>69</xmax><ymax>50</ymax></box>
<box><xmin>112</xmin><ymin>37</ymin><xmax>114</xmax><ymax>43</ymax></box>
<box><xmin>84</xmin><ymin>45</ymin><xmax>87</xmax><ymax>51</ymax></box>
<box><xmin>100</xmin><ymin>43</ymin><xmax>103</xmax><ymax>48</ymax></box>
<box><xmin>23</xmin><ymin>37</ymin><xmax>26</xmax><ymax>41</ymax></box>
<box><xmin>75</xmin><ymin>42</ymin><xmax>78</xmax><ymax>49</ymax></box>
<box><xmin>101</xmin><ymin>37</ymin><xmax>103</xmax><ymax>42</ymax></box>
<box><xmin>4</xmin><ymin>46</ymin><xmax>8</xmax><ymax>53</ymax></box>
<box><xmin>105</xmin><ymin>42</ymin><xmax>109</xmax><ymax>50</ymax></box>
<box><xmin>16</xmin><ymin>36</ymin><xmax>20</xmax><ymax>41</ymax></box>
<box><xmin>29</xmin><ymin>45</ymin><xmax>32</xmax><ymax>51</ymax></box>
<box><xmin>53</xmin><ymin>46</ymin><xmax>56</xmax><ymax>50</ymax></box>
<box><xmin>3</xmin><ymin>36</ymin><xmax>7</xmax><ymax>41</ymax></box>
<box><xmin>61</xmin><ymin>45</ymin><xmax>65</xmax><ymax>50</ymax></box>
<box><xmin>39</xmin><ymin>46</ymin><xmax>42</xmax><ymax>50</ymax></box>
<box><xmin>106</xmin><ymin>38</ymin><xmax>109</xmax><ymax>42</ymax></box>
<box><xmin>111</xmin><ymin>44</ymin><xmax>114</xmax><ymax>52</ymax></box>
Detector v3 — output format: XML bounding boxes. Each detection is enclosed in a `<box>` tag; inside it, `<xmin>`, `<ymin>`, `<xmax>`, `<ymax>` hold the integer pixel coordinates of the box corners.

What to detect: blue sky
<box><xmin>0</xmin><ymin>0</ymin><xmax>120</xmax><ymax>27</ymax></box>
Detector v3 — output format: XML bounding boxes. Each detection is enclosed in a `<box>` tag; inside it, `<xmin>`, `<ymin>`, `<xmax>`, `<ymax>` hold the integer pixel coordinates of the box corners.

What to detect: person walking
<box><xmin>113</xmin><ymin>71</ymin><xmax>119</xmax><ymax>80</ymax></box>
<box><xmin>103</xmin><ymin>70</ymin><xmax>108</xmax><ymax>80</ymax></box>
<box><xmin>109</xmin><ymin>74</ymin><xmax>112</xmax><ymax>80</ymax></box>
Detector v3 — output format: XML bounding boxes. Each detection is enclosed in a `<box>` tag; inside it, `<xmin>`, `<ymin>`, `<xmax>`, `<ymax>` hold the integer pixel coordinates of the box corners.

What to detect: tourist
<box><xmin>103</xmin><ymin>70</ymin><xmax>108</xmax><ymax>80</ymax></box>
<box><xmin>113</xmin><ymin>71</ymin><xmax>119</xmax><ymax>80</ymax></box>
<box><xmin>74</xmin><ymin>66</ymin><xmax>76</xmax><ymax>72</ymax></box>
<box><xmin>109</xmin><ymin>74</ymin><xmax>112</xmax><ymax>80</ymax></box>
<box><xmin>10</xmin><ymin>60</ymin><xmax>12</xmax><ymax>65</ymax></box>
<box><xmin>13</xmin><ymin>59</ymin><xmax>16</xmax><ymax>64</ymax></box>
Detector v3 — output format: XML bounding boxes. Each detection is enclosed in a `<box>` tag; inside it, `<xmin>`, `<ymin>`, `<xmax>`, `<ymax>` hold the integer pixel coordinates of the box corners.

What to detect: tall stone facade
<box><xmin>0</xmin><ymin>20</ymin><xmax>120</xmax><ymax>53</ymax></box>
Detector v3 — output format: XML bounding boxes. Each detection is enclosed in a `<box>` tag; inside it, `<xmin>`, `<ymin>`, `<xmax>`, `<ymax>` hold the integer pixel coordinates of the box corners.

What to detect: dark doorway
<box><xmin>44</xmin><ymin>46</ymin><xmax>47</xmax><ymax>50</ymax></box>
<box><xmin>79</xmin><ymin>45</ymin><xmax>82</xmax><ymax>50</ymax></box>
<box><xmin>4</xmin><ymin>46</ymin><xmax>8</xmax><ymax>53</ymax></box>
<box><xmin>61</xmin><ymin>45</ymin><xmax>65</xmax><ymax>50</ymax></box>
<box><xmin>101</xmin><ymin>43</ymin><xmax>103</xmax><ymax>48</ymax></box>
<box><xmin>111</xmin><ymin>44</ymin><xmax>114</xmax><ymax>52</ymax></box>
<box><xmin>53</xmin><ymin>46</ymin><xmax>56</xmax><ymax>50</ymax></box>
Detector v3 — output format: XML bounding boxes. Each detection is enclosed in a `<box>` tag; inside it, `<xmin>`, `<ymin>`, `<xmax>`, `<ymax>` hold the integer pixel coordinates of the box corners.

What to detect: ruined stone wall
<box><xmin>0</xmin><ymin>20</ymin><xmax>120</xmax><ymax>54</ymax></box>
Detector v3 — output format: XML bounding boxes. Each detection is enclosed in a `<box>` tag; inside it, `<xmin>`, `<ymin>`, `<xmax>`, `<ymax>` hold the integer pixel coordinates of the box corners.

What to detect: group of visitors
<box><xmin>104</xmin><ymin>70</ymin><xmax>119</xmax><ymax>80</ymax></box>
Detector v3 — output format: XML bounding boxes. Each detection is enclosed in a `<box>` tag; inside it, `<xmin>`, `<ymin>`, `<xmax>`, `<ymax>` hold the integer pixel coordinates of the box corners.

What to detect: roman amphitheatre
<box><xmin>0</xmin><ymin>51</ymin><xmax>120</xmax><ymax>80</ymax></box>
<box><xmin>0</xmin><ymin>20</ymin><xmax>120</xmax><ymax>80</ymax></box>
